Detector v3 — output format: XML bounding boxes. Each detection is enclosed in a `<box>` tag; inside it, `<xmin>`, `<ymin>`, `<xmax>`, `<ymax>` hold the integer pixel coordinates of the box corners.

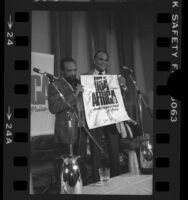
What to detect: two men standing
<box><xmin>48</xmin><ymin>51</ymin><xmax>128</xmax><ymax>184</ymax></box>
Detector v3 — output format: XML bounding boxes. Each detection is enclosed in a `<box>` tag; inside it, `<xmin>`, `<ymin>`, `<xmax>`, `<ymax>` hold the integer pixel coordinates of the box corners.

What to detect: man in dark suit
<box><xmin>48</xmin><ymin>57</ymin><xmax>88</xmax><ymax>184</ymax></box>
<box><xmin>83</xmin><ymin>50</ymin><xmax>127</xmax><ymax>182</ymax></box>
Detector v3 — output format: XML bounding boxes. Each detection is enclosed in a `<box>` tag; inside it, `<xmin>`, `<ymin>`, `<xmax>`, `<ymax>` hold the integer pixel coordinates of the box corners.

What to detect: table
<box><xmin>82</xmin><ymin>173</ymin><xmax>152</xmax><ymax>195</ymax></box>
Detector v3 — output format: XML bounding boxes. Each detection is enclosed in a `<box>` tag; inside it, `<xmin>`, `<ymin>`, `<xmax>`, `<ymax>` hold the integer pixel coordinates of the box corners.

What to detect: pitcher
<box><xmin>59</xmin><ymin>154</ymin><xmax>83</xmax><ymax>194</ymax></box>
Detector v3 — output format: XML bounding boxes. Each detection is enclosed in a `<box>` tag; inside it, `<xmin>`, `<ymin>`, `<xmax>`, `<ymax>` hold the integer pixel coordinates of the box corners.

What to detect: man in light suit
<box><xmin>83</xmin><ymin>50</ymin><xmax>127</xmax><ymax>182</ymax></box>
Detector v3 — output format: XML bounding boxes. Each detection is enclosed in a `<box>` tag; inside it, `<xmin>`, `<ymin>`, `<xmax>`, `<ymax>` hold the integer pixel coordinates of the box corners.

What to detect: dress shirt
<box><xmin>93</xmin><ymin>69</ymin><xmax>106</xmax><ymax>75</ymax></box>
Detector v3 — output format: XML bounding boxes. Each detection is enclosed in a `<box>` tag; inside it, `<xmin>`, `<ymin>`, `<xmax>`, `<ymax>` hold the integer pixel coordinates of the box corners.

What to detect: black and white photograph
<box><xmin>34</xmin><ymin>0</ymin><xmax>91</xmax><ymax>2</ymax></box>
<box><xmin>33</xmin><ymin>0</ymin><xmax>127</xmax><ymax>2</ymax></box>
<box><xmin>30</xmin><ymin>1</ymin><xmax>154</xmax><ymax>194</ymax></box>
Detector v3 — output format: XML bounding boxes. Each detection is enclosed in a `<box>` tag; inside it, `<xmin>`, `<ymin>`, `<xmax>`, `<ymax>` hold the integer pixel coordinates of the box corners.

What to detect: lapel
<box><xmin>55</xmin><ymin>79</ymin><xmax>74</xmax><ymax>96</ymax></box>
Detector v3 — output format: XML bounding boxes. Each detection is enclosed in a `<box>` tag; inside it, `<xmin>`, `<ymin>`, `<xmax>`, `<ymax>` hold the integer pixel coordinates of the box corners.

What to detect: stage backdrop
<box><xmin>81</xmin><ymin>75</ymin><xmax>130</xmax><ymax>129</ymax></box>
<box><xmin>31</xmin><ymin>52</ymin><xmax>55</xmax><ymax>136</ymax></box>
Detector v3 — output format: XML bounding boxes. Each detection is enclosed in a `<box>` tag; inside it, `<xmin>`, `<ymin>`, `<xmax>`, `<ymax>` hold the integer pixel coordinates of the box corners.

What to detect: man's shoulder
<box><xmin>48</xmin><ymin>79</ymin><xmax>67</xmax><ymax>90</ymax></box>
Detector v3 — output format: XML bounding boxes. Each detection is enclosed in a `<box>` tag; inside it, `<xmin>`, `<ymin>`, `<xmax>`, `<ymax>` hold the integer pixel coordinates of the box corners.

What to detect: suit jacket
<box><xmin>48</xmin><ymin>79</ymin><xmax>80</xmax><ymax>145</ymax></box>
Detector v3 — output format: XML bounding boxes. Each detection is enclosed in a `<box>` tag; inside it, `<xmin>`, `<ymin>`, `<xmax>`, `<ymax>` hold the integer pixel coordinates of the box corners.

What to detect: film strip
<box><xmin>3</xmin><ymin>0</ymin><xmax>181</xmax><ymax>199</ymax></box>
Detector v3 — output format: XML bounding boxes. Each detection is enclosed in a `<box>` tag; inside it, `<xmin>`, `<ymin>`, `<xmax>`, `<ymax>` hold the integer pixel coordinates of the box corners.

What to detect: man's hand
<box><xmin>118</xmin><ymin>75</ymin><xmax>127</xmax><ymax>92</ymax></box>
<box><xmin>126</xmin><ymin>119</ymin><xmax>137</xmax><ymax>125</ymax></box>
<box><xmin>75</xmin><ymin>84</ymin><xmax>84</xmax><ymax>96</ymax></box>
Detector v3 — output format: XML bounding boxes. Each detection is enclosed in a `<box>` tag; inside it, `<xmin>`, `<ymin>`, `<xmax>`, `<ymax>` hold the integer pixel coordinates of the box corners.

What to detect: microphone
<box><xmin>122</xmin><ymin>66</ymin><xmax>134</xmax><ymax>73</ymax></box>
<box><xmin>33</xmin><ymin>67</ymin><xmax>58</xmax><ymax>80</ymax></box>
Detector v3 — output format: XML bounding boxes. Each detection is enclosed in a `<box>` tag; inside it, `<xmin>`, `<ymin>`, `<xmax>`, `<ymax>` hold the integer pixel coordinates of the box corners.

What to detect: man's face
<box><xmin>94</xmin><ymin>52</ymin><xmax>109</xmax><ymax>72</ymax></box>
<box><xmin>61</xmin><ymin>61</ymin><xmax>77</xmax><ymax>82</ymax></box>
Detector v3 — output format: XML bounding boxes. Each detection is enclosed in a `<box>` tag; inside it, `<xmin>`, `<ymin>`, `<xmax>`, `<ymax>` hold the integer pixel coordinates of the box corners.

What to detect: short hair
<box><xmin>94</xmin><ymin>50</ymin><xmax>109</xmax><ymax>60</ymax></box>
<box><xmin>60</xmin><ymin>57</ymin><xmax>77</xmax><ymax>71</ymax></box>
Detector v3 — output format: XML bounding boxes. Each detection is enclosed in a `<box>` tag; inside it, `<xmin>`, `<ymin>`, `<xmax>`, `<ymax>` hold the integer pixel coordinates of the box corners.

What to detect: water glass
<box><xmin>98</xmin><ymin>167</ymin><xmax>110</xmax><ymax>185</ymax></box>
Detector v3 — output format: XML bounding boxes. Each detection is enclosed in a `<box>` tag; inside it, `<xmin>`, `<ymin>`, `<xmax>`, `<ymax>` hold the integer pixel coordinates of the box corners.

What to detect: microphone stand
<box><xmin>122</xmin><ymin>71</ymin><xmax>153</xmax><ymax>137</ymax></box>
<box><xmin>121</xmin><ymin>70</ymin><xmax>153</xmax><ymax>167</ymax></box>
<box><xmin>48</xmin><ymin>77</ymin><xmax>105</xmax><ymax>155</ymax></box>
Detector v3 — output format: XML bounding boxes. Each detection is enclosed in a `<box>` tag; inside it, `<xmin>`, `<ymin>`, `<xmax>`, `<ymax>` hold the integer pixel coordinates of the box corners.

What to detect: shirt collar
<box><xmin>93</xmin><ymin>69</ymin><xmax>106</xmax><ymax>75</ymax></box>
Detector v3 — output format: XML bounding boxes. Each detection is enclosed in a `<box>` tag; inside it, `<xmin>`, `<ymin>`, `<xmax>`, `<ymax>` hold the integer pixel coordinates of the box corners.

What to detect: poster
<box><xmin>31</xmin><ymin>52</ymin><xmax>55</xmax><ymax>136</ymax></box>
<box><xmin>81</xmin><ymin>75</ymin><xmax>130</xmax><ymax>129</ymax></box>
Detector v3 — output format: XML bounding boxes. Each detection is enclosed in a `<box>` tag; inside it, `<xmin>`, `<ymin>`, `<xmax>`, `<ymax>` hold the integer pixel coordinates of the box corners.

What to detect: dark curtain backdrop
<box><xmin>114</xmin><ymin>11</ymin><xmax>136</xmax><ymax>118</ymax></box>
<box><xmin>50</xmin><ymin>12</ymin><xmax>73</xmax><ymax>77</ymax></box>
<box><xmin>50</xmin><ymin>10</ymin><xmax>140</xmax><ymax>120</ymax></box>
